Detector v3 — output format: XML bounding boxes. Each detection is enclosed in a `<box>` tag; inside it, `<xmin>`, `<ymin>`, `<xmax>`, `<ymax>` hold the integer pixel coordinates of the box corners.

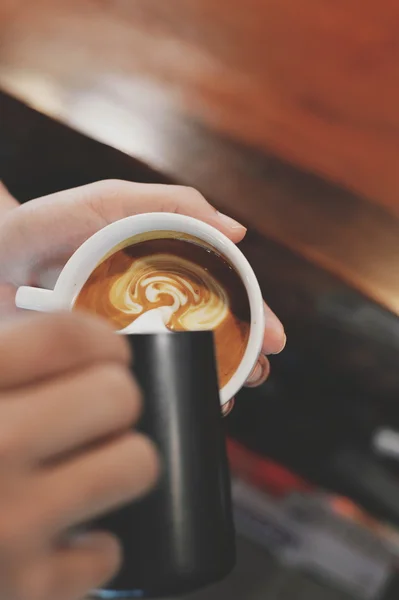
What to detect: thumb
<box><xmin>0</xmin><ymin>180</ymin><xmax>246</xmax><ymax>285</ymax></box>
<box><xmin>1</xmin><ymin>180</ymin><xmax>247</xmax><ymax>286</ymax></box>
<box><xmin>80</xmin><ymin>180</ymin><xmax>247</xmax><ymax>241</ymax></box>
<box><xmin>63</xmin><ymin>179</ymin><xmax>247</xmax><ymax>242</ymax></box>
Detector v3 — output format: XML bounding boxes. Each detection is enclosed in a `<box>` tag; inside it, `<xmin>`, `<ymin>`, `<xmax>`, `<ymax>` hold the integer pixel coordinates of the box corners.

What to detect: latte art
<box><xmin>74</xmin><ymin>235</ymin><xmax>251</xmax><ymax>388</ymax></box>
<box><xmin>109</xmin><ymin>254</ymin><xmax>229</xmax><ymax>331</ymax></box>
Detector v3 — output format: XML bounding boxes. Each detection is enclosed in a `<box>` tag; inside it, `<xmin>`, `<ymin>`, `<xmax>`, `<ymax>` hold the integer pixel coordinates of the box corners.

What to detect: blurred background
<box><xmin>1</xmin><ymin>1</ymin><xmax>399</xmax><ymax>598</ymax></box>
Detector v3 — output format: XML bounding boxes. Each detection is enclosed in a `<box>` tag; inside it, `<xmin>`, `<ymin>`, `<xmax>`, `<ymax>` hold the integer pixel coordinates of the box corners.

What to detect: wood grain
<box><xmin>1</xmin><ymin>0</ymin><xmax>399</xmax><ymax>213</ymax></box>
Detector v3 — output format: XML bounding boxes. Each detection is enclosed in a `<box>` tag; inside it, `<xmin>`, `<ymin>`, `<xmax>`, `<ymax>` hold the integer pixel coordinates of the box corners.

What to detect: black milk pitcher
<box><xmin>92</xmin><ymin>330</ymin><xmax>236</xmax><ymax>598</ymax></box>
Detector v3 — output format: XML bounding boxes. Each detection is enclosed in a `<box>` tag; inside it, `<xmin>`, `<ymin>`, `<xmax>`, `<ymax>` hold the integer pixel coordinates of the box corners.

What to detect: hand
<box><xmin>0</xmin><ymin>311</ymin><xmax>159</xmax><ymax>600</ymax></box>
<box><xmin>0</xmin><ymin>180</ymin><xmax>286</xmax><ymax>395</ymax></box>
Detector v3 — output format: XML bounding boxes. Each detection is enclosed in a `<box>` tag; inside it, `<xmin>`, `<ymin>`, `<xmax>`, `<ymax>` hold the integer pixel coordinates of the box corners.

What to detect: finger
<box><xmin>2</xmin><ymin>364</ymin><xmax>142</xmax><ymax>464</ymax></box>
<box><xmin>0</xmin><ymin>283</ymin><xmax>19</xmax><ymax>320</ymax></box>
<box><xmin>221</xmin><ymin>398</ymin><xmax>235</xmax><ymax>417</ymax></box>
<box><xmin>262</xmin><ymin>302</ymin><xmax>286</xmax><ymax>355</ymax></box>
<box><xmin>46</xmin><ymin>532</ymin><xmax>122</xmax><ymax>600</ymax></box>
<box><xmin>245</xmin><ymin>354</ymin><xmax>270</xmax><ymax>388</ymax></box>
<box><xmin>33</xmin><ymin>433</ymin><xmax>159</xmax><ymax>536</ymax></box>
<box><xmin>0</xmin><ymin>181</ymin><xmax>19</xmax><ymax>217</ymax></box>
<box><xmin>1</xmin><ymin>180</ymin><xmax>247</xmax><ymax>285</ymax></box>
<box><xmin>83</xmin><ymin>180</ymin><xmax>247</xmax><ymax>242</ymax></box>
<box><xmin>0</xmin><ymin>312</ymin><xmax>130</xmax><ymax>390</ymax></box>
<box><xmin>16</xmin><ymin>532</ymin><xmax>121</xmax><ymax>600</ymax></box>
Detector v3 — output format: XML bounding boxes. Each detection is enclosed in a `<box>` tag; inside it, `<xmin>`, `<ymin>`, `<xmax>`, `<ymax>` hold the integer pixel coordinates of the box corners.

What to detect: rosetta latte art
<box><xmin>108</xmin><ymin>254</ymin><xmax>229</xmax><ymax>331</ymax></box>
<box><xmin>74</xmin><ymin>236</ymin><xmax>251</xmax><ymax>388</ymax></box>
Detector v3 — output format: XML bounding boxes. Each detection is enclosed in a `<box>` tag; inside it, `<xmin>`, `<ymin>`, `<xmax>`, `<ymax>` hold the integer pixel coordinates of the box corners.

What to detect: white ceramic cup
<box><xmin>15</xmin><ymin>213</ymin><xmax>264</xmax><ymax>405</ymax></box>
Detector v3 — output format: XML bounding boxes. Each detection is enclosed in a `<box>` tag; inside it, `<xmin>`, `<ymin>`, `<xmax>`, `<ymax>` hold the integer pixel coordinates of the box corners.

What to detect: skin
<box><xmin>0</xmin><ymin>180</ymin><xmax>286</xmax><ymax>600</ymax></box>
<box><xmin>0</xmin><ymin>311</ymin><xmax>158</xmax><ymax>600</ymax></box>
<box><xmin>0</xmin><ymin>180</ymin><xmax>286</xmax><ymax>359</ymax></box>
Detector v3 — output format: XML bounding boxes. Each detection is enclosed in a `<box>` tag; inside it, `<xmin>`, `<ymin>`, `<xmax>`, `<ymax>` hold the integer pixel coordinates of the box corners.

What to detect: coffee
<box><xmin>74</xmin><ymin>233</ymin><xmax>251</xmax><ymax>387</ymax></box>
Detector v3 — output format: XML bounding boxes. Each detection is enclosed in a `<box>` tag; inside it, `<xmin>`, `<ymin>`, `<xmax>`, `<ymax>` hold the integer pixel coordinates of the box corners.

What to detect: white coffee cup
<box><xmin>15</xmin><ymin>213</ymin><xmax>264</xmax><ymax>405</ymax></box>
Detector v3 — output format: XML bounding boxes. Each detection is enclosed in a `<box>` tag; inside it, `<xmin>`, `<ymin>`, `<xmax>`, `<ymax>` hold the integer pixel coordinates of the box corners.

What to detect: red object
<box><xmin>227</xmin><ymin>438</ymin><xmax>312</xmax><ymax>497</ymax></box>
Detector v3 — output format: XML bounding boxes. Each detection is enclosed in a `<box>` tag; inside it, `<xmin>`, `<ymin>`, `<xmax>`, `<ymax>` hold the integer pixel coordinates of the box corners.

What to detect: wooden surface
<box><xmin>0</xmin><ymin>1</ymin><xmax>398</xmax><ymax>315</ymax></box>
<box><xmin>1</xmin><ymin>0</ymin><xmax>399</xmax><ymax>213</ymax></box>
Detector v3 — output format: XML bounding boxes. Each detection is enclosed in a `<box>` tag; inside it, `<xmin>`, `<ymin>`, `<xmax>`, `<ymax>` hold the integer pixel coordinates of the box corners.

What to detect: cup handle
<box><xmin>15</xmin><ymin>286</ymin><xmax>58</xmax><ymax>312</ymax></box>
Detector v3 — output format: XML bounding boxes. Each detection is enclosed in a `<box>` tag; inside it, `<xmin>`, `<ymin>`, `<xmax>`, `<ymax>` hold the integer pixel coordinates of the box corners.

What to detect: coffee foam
<box><xmin>74</xmin><ymin>234</ymin><xmax>251</xmax><ymax>388</ymax></box>
<box><xmin>109</xmin><ymin>253</ymin><xmax>229</xmax><ymax>331</ymax></box>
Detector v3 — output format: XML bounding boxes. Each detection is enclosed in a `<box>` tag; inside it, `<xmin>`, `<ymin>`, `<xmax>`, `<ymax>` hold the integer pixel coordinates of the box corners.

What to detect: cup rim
<box><xmin>53</xmin><ymin>213</ymin><xmax>265</xmax><ymax>404</ymax></box>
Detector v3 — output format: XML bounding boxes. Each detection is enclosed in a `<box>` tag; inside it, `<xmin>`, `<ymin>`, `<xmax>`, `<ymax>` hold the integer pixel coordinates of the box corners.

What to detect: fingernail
<box><xmin>65</xmin><ymin>532</ymin><xmax>101</xmax><ymax>548</ymax></box>
<box><xmin>216</xmin><ymin>211</ymin><xmax>246</xmax><ymax>231</ymax></box>
<box><xmin>246</xmin><ymin>361</ymin><xmax>262</xmax><ymax>384</ymax></box>
<box><xmin>272</xmin><ymin>333</ymin><xmax>287</xmax><ymax>355</ymax></box>
<box><xmin>245</xmin><ymin>355</ymin><xmax>270</xmax><ymax>388</ymax></box>
<box><xmin>263</xmin><ymin>304</ymin><xmax>287</xmax><ymax>355</ymax></box>
<box><xmin>222</xmin><ymin>398</ymin><xmax>235</xmax><ymax>417</ymax></box>
<box><xmin>67</xmin><ymin>532</ymin><xmax>120</xmax><ymax>554</ymax></box>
